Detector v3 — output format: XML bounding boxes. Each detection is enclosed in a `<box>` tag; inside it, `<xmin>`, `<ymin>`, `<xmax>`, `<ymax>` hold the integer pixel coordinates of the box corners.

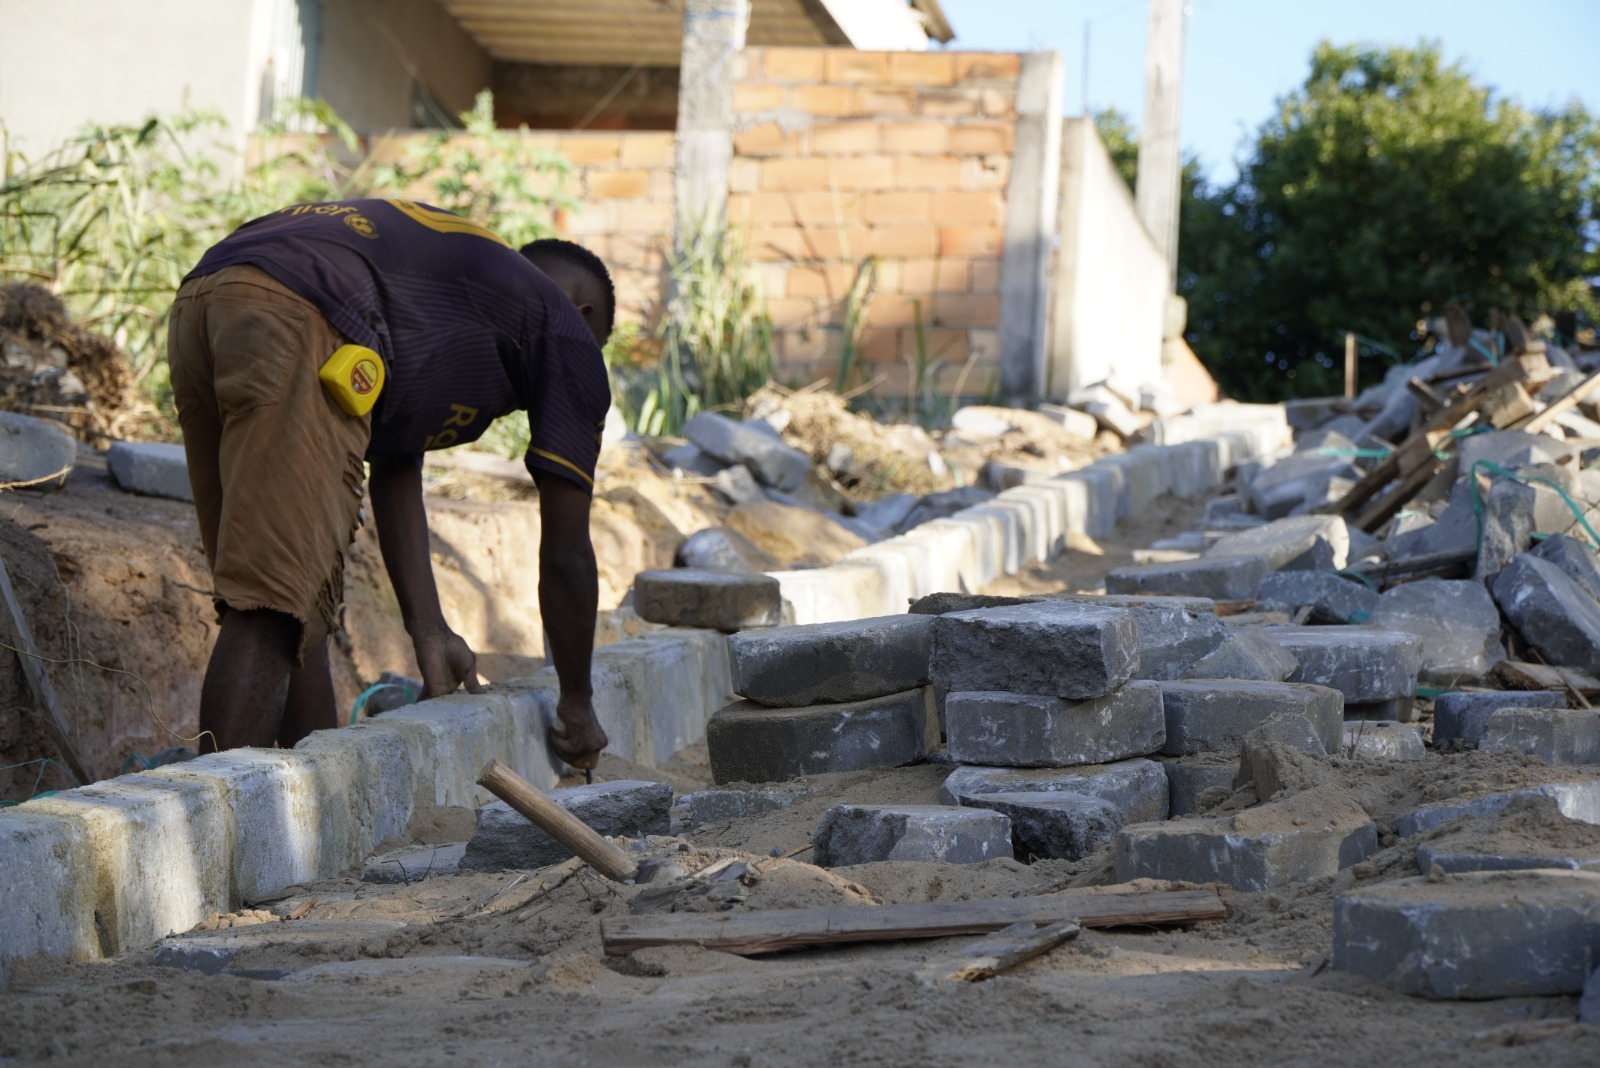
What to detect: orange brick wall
<box><xmin>539</xmin><ymin>131</ymin><xmax>676</xmax><ymax>331</ymax></box>
<box><xmin>728</xmin><ymin>48</ymin><xmax>1023</xmax><ymax>393</ymax></box>
<box><xmin>253</xmin><ymin>130</ymin><xmax>676</xmax><ymax>333</ymax></box>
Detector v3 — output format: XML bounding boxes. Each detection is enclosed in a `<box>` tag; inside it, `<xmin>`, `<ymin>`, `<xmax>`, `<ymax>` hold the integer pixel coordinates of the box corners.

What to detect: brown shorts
<box><xmin>167</xmin><ymin>264</ymin><xmax>372</xmax><ymax>661</ymax></box>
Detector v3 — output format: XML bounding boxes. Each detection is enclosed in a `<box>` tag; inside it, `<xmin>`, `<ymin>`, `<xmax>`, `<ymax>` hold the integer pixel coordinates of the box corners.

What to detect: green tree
<box><xmin>1183</xmin><ymin>41</ymin><xmax>1600</xmax><ymax>400</ymax></box>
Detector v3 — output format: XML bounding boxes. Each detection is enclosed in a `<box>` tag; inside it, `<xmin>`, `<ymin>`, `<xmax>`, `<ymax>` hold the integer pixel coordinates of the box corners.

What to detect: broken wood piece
<box><xmin>477</xmin><ymin>760</ymin><xmax>641</xmax><ymax>883</ymax></box>
<box><xmin>1515</xmin><ymin>369</ymin><xmax>1600</xmax><ymax>435</ymax></box>
<box><xmin>1480</xmin><ymin>382</ymin><xmax>1537</xmax><ymax>429</ymax></box>
<box><xmin>287</xmin><ymin>897</ymin><xmax>319</xmax><ymax>921</ymax></box>
<box><xmin>1334</xmin><ymin>352</ymin><xmax>1550</xmax><ymax>518</ymax></box>
<box><xmin>1405</xmin><ymin>377</ymin><xmax>1446</xmax><ymax>414</ymax></box>
<box><xmin>1493</xmin><ymin>660</ymin><xmax>1600</xmax><ymax>698</ymax></box>
<box><xmin>912</xmin><ymin>921</ymin><xmax>1080</xmax><ymax>985</ymax></box>
<box><xmin>0</xmin><ymin>553</ymin><xmax>91</xmax><ymax>785</ymax></box>
<box><xmin>1354</xmin><ymin>456</ymin><xmax>1444</xmax><ymax>533</ymax></box>
<box><xmin>600</xmin><ymin>888</ymin><xmax>1228</xmax><ymax>956</ymax></box>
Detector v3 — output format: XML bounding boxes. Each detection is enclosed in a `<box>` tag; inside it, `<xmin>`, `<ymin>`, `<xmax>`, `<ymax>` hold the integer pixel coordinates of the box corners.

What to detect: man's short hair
<box><xmin>519</xmin><ymin>238</ymin><xmax>616</xmax><ymax>339</ymax></box>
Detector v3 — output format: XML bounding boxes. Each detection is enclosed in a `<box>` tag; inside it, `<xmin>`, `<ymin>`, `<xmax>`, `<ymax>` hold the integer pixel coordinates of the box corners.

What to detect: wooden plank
<box><xmin>913</xmin><ymin>921</ymin><xmax>1080</xmax><ymax>985</ymax></box>
<box><xmin>1515</xmin><ymin>369</ymin><xmax>1600</xmax><ymax>435</ymax></box>
<box><xmin>600</xmin><ymin>889</ymin><xmax>1228</xmax><ymax>956</ymax></box>
<box><xmin>0</xmin><ymin>554</ymin><xmax>91</xmax><ymax>785</ymax></box>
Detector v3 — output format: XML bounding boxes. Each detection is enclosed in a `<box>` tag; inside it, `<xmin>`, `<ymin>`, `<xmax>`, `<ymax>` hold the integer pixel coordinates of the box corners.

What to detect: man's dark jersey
<box><xmin>186</xmin><ymin>199</ymin><xmax>611</xmax><ymax>491</ymax></box>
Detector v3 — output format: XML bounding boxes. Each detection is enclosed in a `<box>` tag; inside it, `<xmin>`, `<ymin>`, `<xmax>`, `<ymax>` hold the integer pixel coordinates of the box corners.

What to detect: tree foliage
<box><xmin>1184</xmin><ymin>41</ymin><xmax>1600</xmax><ymax>399</ymax></box>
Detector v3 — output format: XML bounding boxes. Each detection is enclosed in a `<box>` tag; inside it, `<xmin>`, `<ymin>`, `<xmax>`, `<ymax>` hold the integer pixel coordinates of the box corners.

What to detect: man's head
<box><xmin>519</xmin><ymin>238</ymin><xmax>615</xmax><ymax>347</ymax></box>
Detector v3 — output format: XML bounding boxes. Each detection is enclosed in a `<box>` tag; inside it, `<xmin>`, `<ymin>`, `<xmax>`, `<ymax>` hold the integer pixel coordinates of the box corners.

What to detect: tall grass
<box><xmin>625</xmin><ymin>218</ymin><xmax>775</xmax><ymax>437</ymax></box>
<box><xmin>0</xmin><ymin>92</ymin><xmax>570</xmax><ymax>424</ymax></box>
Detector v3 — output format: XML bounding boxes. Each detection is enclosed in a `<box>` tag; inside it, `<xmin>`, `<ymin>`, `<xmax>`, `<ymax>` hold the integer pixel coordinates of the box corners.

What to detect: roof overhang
<box><xmin>439</xmin><ymin>0</ymin><xmax>951</xmax><ymax>66</ymax></box>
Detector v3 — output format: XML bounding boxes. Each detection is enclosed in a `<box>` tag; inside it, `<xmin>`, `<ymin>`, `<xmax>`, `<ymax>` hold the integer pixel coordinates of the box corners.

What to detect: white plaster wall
<box><xmin>0</xmin><ymin>0</ymin><xmax>262</xmax><ymax>156</ymax></box>
<box><xmin>815</xmin><ymin>0</ymin><xmax>930</xmax><ymax>51</ymax></box>
<box><xmin>314</xmin><ymin>0</ymin><xmax>492</xmax><ymax>131</ymax></box>
<box><xmin>1047</xmin><ymin>117</ymin><xmax>1167</xmax><ymax>399</ymax></box>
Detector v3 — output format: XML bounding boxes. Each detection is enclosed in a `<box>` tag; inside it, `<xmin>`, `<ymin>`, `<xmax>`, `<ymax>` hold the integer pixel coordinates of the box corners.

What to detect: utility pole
<box><xmin>1135</xmin><ymin>0</ymin><xmax>1187</xmax><ymax>293</ymax></box>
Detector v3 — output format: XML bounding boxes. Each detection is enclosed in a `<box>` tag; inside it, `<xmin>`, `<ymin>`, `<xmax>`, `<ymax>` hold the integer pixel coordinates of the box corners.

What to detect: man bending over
<box><xmin>168</xmin><ymin>198</ymin><xmax>611</xmax><ymax>769</ymax></box>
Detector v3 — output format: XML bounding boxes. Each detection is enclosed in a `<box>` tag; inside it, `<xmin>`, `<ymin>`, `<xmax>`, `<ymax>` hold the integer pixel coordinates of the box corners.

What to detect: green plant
<box><xmin>632</xmin><ymin>219</ymin><xmax>775</xmax><ymax>437</ymax></box>
<box><xmin>902</xmin><ymin>299</ymin><xmax>985</xmax><ymax>430</ymax></box>
<box><xmin>372</xmin><ymin>90</ymin><xmax>575</xmax><ymax>247</ymax></box>
<box><xmin>833</xmin><ymin>256</ymin><xmax>879</xmax><ymax>392</ymax></box>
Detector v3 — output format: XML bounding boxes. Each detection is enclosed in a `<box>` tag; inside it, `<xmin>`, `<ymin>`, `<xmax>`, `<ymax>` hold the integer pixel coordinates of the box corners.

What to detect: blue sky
<box><xmin>936</xmin><ymin>0</ymin><xmax>1600</xmax><ymax>184</ymax></box>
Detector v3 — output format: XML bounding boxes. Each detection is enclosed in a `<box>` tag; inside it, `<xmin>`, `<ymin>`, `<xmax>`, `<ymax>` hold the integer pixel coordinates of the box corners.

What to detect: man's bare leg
<box><xmin>199</xmin><ymin>608</ymin><xmax>298</xmax><ymax>752</ymax></box>
<box><xmin>280</xmin><ymin>636</ymin><xmax>337</xmax><ymax>748</ymax></box>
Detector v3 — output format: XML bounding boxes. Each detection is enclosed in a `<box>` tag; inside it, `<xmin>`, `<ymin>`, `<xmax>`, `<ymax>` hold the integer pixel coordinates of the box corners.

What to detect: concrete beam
<box><xmin>997</xmin><ymin>51</ymin><xmax>1064</xmax><ymax>400</ymax></box>
<box><xmin>673</xmin><ymin>0</ymin><xmax>750</xmax><ymax>241</ymax></box>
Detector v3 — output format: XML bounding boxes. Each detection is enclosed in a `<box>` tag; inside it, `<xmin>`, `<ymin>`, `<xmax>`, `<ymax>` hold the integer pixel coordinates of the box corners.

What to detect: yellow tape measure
<box><xmin>319</xmin><ymin>344</ymin><xmax>386</xmax><ymax>417</ymax></box>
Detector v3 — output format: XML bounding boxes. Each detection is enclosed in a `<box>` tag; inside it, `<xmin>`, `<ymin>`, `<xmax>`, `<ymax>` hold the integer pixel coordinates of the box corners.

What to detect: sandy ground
<box><xmin>5</xmin><ymin>748</ymin><xmax>1600</xmax><ymax>1066</ymax></box>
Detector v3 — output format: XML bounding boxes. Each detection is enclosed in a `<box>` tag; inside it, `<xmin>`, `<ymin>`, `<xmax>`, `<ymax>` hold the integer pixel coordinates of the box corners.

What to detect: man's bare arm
<box><xmin>368</xmin><ymin>453</ymin><xmax>483</xmax><ymax>698</ymax></box>
<box><xmin>533</xmin><ymin>470</ymin><xmax>606</xmax><ymax>768</ymax></box>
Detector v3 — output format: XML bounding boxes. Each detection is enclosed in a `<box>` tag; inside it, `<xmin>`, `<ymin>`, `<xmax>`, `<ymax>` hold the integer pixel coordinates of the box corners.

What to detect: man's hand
<box><xmin>412</xmin><ymin>628</ymin><xmax>485</xmax><ymax>698</ymax></box>
<box><xmin>549</xmin><ymin>691</ymin><xmax>607</xmax><ymax>770</ymax></box>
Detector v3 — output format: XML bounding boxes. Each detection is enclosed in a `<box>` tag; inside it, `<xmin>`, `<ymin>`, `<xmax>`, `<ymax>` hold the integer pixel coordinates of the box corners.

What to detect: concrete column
<box><xmin>1135</xmin><ymin>0</ymin><xmax>1187</xmax><ymax>292</ymax></box>
<box><xmin>996</xmin><ymin>50</ymin><xmax>1064</xmax><ymax>401</ymax></box>
<box><xmin>673</xmin><ymin>0</ymin><xmax>750</xmax><ymax>247</ymax></box>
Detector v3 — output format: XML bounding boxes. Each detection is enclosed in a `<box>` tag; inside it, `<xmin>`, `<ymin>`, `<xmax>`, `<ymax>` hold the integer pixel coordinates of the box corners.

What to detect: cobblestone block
<box><xmin>1332</xmin><ymin>870</ymin><xmax>1600</xmax><ymax>998</ymax></box>
<box><xmin>708</xmin><ymin>690</ymin><xmax>930</xmax><ymax>784</ymax></box>
<box><xmin>1158</xmin><ymin>679</ymin><xmax>1344</xmax><ymax>756</ymax></box>
<box><xmin>813</xmin><ymin>804</ymin><xmax>1011</xmax><ymax>866</ymax></box>
<box><xmin>930</xmin><ymin>601</ymin><xmax>1139</xmax><ymax>699</ymax></box>
<box><xmin>945</xmin><ymin>681</ymin><xmax>1165</xmax><ymax>767</ymax></box>
<box><xmin>728</xmin><ymin>614</ymin><xmax>933</xmax><ymax>707</ymax></box>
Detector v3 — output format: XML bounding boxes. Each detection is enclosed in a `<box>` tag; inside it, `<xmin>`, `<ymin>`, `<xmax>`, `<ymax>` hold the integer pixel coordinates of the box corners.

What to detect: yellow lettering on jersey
<box><xmin>386</xmin><ymin>200</ymin><xmax>510</xmax><ymax>247</ymax></box>
<box><xmin>424</xmin><ymin>430</ymin><xmax>459</xmax><ymax>450</ymax></box>
<box><xmin>443</xmin><ymin>404</ymin><xmax>478</xmax><ymax>429</ymax></box>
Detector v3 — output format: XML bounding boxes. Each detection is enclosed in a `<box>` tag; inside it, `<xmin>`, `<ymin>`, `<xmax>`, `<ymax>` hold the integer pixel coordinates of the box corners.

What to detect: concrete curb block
<box><xmin>773</xmin><ymin>419</ymin><xmax>1286</xmax><ymax>624</ymax></box>
<box><xmin>0</xmin><ymin>628</ymin><xmax>731</xmax><ymax>977</ymax></box>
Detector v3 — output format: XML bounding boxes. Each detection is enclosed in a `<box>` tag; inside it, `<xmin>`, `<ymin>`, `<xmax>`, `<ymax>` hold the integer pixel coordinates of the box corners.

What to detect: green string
<box><xmin>1317</xmin><ymin>447</ymin><xmax>1392</xmax><ymax>460</ymax></box>
<box><xmin>0</xmin><ymin>757</ymin><xmax>74</xmax><ymax>806</ymax></box>
<box><xmin>1433</xmin><ymin>423</ymin><xmax>1493</xmax><ymax>461</ymax></box>
<box><xmin>1467</xmin><ymin>460</ymin><xmax>1600</xmax><ymax>552</ymax></box>
<box><xmin>1332</xmin><ymin>568</ymin><xmax>1381</xmax><ymax>592</ymax></box>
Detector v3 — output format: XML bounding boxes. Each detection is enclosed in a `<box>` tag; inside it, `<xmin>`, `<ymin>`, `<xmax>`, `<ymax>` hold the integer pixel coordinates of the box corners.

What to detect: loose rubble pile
<box><xmin>598</xmin><ymin>328</ymin><xmax>1600</xmax><ymax>1001</ymax></box>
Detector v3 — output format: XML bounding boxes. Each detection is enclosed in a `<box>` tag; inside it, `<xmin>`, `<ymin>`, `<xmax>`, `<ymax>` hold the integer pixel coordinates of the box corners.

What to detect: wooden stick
<box><xmin>0</xmin><ymin>554</ymin><xmax>91</xmax><ymax>785</ymax></box>
<box><xmin>1493</xmin><ymin>660</ymin><xmax>1600</xmax><ymax>697</ymax></box>
<box><xmin>1345</xmin><ymin>547</ymin><xmax>1476</xmax><ymax>584</ymax></box>
<box><xmin>913</xmin><ymin>921</ymin><xmax>1080</xmax><ymax>984</ymax></box>
<box><xmin>477</xmin><ymin>760</ymin><xmax>640</xmax><ymax>883</ymax></box>
<box><xmin>600</xmin><ymin>888</ymin><xmax>1227</xmax><ymax>956</ymax></box>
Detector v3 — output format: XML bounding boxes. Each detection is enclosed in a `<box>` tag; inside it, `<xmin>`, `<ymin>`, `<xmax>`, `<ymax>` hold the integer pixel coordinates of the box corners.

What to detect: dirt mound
<box><xmin>0</xmin><ymin>515</ymin><xmax>82</xmax><ymax>799</ymax></box>
<box><xmin>748</xmin><ymin>384</ymin><xmax>954</xmax><ymax>498</ymax></box>
<box><xmin>0</xmin><ymin>283</ymin><xmax>158</xmax><ymax>441</ymax></box>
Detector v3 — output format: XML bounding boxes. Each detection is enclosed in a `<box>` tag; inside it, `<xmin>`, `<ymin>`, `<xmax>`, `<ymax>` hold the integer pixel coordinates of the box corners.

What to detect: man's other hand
<box><xmin>413</xmin><ymin>629</ymin><xmax>485</xmax><ymax>698</ymax></box>
<box><xmin>550</xmin><ymin>692</ymin><xmax>607</xmax><ymax>770</ymax></box>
